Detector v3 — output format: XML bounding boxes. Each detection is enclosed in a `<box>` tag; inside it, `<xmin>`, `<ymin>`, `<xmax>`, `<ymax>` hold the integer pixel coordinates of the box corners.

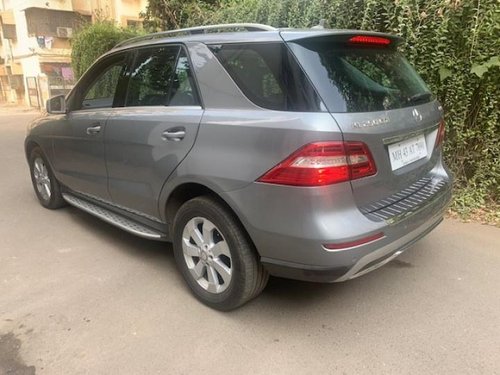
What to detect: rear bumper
<box><xmin>262</xmin><ymin>214</ymin><xmax>443</xmax><ymax>283</ymax></box>
<box><xmin>222</xmin><ymin>163</ymin><xmax>452</xmax><ymax>283</ymax></box>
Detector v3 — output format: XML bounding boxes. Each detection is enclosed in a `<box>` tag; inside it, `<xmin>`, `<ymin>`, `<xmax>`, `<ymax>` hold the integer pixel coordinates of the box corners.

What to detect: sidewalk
<box><xmin>0</xmin><ymin>103</ymin><xmax>42</xmax><ymax>115</ymax></box>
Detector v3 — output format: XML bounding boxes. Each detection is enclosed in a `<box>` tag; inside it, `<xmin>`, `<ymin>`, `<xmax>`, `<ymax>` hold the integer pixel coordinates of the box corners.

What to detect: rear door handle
<box><xmin>86</xmin><ymin>124</ymin><xmax>102</xmax><ymax>135</ymax></box>
<box><xmin>162</xmin><ymin>127</ymin><xmax>186</xmax><ymax>142</ymax></box>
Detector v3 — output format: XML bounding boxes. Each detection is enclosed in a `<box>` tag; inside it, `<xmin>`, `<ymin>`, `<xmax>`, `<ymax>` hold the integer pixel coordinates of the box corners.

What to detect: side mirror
<box><xmin>46</xmin><ymin>95</ymin><xmax>67</xmax><ymax>114</ymax></box>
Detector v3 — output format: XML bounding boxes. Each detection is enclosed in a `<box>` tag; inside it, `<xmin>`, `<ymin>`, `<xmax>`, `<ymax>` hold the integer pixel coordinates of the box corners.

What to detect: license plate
<box><xmin>388</xmin><ymin>135</ymin><xmax>427</xmax><ymax>171</ymax></box>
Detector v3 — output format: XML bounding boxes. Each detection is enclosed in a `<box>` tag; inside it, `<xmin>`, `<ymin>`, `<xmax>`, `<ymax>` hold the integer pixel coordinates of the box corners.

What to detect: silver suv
<box><xmin>25</xmin><ymin>24</ymin><xmax>452</xmax><ymax>310</ymax></box>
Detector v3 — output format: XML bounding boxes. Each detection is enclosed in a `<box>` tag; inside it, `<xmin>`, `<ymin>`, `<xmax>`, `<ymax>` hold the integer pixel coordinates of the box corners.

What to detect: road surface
<box><xmin>1</xmin><ymin>113</ymin><xmax>499</xmax><ymax>374</ymax></box>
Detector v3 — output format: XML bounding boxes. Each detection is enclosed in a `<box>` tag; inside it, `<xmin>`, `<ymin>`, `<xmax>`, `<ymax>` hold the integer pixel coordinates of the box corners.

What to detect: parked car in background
<box><xmin>25</xmin><ymin>24</ymin><xmax>452</xmax><ymax>310</ymax></box>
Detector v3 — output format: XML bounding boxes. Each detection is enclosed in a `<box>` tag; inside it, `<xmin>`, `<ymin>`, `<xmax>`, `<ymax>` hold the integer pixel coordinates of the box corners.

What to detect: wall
<box><xmin>0</xmin><ymin>0</ymin><xmax>146</xmax><ymax>105</ymax></box>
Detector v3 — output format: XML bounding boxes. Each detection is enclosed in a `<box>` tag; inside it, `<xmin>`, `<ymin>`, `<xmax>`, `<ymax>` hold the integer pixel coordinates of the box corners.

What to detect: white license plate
<box><xmin>388</xmin><ymin>135</ymin><xmax>427</xmax><ymax>171</ymax></box>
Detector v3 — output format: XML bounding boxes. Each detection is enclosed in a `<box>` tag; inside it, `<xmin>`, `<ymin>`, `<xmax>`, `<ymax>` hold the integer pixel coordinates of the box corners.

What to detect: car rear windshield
<box><xmin>288</xmin><ymin>38</ymin><xmax>432</xmax><ymax>113</ymax></box>
<box><xmin>209</xmin><ymin>43</ymin><xmax>323</xmax><ymax>112</ymax></box>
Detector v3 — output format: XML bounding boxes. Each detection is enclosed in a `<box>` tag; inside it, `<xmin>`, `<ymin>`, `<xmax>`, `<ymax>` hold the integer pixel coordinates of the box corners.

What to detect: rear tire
<box><xmin>173</xmin><ymin>196</ymin><xmax>268</xmax><ymax>311</ymax></box>
<box><xmin>29</xmin><ymin>147</ymin><xmax>66</xmax><ymax>209</ymax></box>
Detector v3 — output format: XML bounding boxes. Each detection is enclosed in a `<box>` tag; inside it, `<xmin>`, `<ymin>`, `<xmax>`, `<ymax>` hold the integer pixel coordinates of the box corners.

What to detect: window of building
<box><xmin>126</xmin><ymin>20</ymin><xmax>142</xmax><ymax>29</ymax></box>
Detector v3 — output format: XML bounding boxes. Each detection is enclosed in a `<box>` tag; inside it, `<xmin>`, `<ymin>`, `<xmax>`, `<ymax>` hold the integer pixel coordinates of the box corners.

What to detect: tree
<box><xmin>140</xmin><ymin>0</ymin><xmax>220</xmax><ymax>31</ymax></box>
<box><xmin>71</xmin><ymin>21</ymin><xmax>142</xmax><ymax>79</ymax></box>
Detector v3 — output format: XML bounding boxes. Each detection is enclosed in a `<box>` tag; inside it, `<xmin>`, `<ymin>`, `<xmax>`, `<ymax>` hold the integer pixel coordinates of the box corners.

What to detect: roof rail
<box><xmin>114</xmin><ymin>23</ymin><xmax>277</xmax><ymax>49</ymax></box>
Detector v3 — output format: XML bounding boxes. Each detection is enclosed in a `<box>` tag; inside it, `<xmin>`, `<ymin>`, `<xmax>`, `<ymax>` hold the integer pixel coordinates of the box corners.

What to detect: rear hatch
<box><xmin>283</xmin><ymin>31</ymin><xmax>443</xmax><ymax>209</ymax></box>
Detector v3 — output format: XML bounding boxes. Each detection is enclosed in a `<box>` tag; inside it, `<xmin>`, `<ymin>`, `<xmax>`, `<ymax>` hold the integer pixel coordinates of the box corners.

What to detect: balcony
<box><xmin>25</xmin><ymin>7</ymin><xmax>91</xmax><ymax>38</ymax></box>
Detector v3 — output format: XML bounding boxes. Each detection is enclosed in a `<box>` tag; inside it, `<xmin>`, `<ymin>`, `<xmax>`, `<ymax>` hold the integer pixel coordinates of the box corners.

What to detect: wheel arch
<box><xmin>163</xmin><ymin>182</ymin><xmax>259</xmax><ymax>255</ymax></box>
<box><xmin>24</xmin><ymin>139</ymin><xmax>40</xmax><ymax>161</ymax></box>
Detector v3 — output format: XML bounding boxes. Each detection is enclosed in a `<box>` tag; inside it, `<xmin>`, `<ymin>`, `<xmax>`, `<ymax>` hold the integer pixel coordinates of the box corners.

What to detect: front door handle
<box><xmin>86</xmin><ymin>124</ymin><xmax>102</xmax><ymax>135</ymax></box>
<box><xmin>162</xmin><ymin>127</ymin><xmax>186</xmax><ymax>142</ymax></box>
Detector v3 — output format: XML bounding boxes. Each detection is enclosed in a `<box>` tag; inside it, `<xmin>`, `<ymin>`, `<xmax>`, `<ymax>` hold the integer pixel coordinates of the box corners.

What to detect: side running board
<box><xmin>62</xmin><ymin>193</ymin><xmax>167</xmax><ymax>241</ymax></box>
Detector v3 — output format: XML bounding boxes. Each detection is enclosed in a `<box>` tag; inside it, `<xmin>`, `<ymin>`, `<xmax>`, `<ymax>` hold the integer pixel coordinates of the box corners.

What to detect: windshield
<box><xmin>289</xmin><ymin>39</ymin><xmax>432</xmax><ymax>112</ymax></box>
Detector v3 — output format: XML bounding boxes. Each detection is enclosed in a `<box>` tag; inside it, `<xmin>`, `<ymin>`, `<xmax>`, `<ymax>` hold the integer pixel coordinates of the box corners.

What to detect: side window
<box><xmin>126</xmin><ymin>46</ymin><xmax>179</xmax><ymax>107</ymax></box>
<box><xmin>169</xmin><ymin>49</ymin><xmax>200</xmax><ymax>106</ymax></box>
<box><xmin>80</xmin><ymin>57</ymin><xmax>127</xmax><ymax>110</ymax></box>
<box><xmin>209</xmin><ymin>43</ymin><xmax>322</xmax><ymax>111</ymax></box>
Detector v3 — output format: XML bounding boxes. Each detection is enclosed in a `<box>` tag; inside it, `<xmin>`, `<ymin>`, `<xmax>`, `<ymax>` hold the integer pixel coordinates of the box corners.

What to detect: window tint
<box><xmin>81</xmin><ymin>59</ymin><xmax>126</xmax><ymax>110</ymax></box>
<box><xmin>209</xmin><ymin>43</ymin><xmax>322</xmax><ymax>112</ymax></box>
<box><xmin>125</xmin><ymin>46</ymin><xmax>199</xmax><ymax>107</ymax></box>
<box><xmin>289</xmin><ymin>39</ymin><xmax>432</xmax><ymax>112</ymax></box>
<box><xmin>169</xmin><ymin>49</ymin><xmax>199</xmax><ymax>106</ymax></box>
<box><xmin>126</xmin><ymin>46</ymin><xmax>178</xmax><ymax>107</ymax></box>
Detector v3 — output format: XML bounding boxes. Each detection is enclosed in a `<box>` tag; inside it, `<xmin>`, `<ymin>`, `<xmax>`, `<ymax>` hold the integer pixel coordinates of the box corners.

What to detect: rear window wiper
<box><xmin>407</xmin><ymin>92</ymin><xmax>432</xmax><ymax>105</ymax></box>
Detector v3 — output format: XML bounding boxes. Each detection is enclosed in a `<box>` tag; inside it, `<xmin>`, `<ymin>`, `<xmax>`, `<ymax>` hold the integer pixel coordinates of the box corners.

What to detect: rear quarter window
<box><xmin>209</xmin><ymin>43</ymin><xmax>323</xmax><ymax>112</ymax></box>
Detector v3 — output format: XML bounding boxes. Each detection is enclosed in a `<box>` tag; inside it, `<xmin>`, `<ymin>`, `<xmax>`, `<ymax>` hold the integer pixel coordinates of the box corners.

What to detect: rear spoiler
<box><xmin>280</xmin><ymin>30</ymin><xmax>404</xmax><ymax>47</ymax></box>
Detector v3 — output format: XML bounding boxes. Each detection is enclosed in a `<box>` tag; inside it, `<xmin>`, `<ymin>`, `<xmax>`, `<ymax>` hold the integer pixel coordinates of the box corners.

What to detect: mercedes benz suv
<box><xmin>25</xmin><ymin>23</ymin><xmax>452</xmax><ymax>310</ymax></box>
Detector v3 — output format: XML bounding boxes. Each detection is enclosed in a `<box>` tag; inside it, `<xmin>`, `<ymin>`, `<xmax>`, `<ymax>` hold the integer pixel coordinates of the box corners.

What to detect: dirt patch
<box><xmin>447</xmin><ymin>206</ymin><xmax>500</xmax><ymax>227</ymax></box>
<box><xmin>0</xmin><ymin>332</ymin><xmax>35</xmax><ymax>375</ymax></box>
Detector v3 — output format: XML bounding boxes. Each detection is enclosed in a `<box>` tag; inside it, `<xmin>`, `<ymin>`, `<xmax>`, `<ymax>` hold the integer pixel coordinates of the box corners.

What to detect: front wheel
<box><xmin>29</xmin><ymin>147</ymin><xmax>66</xmax><ymax>209</ymax></box>
<box><xmin>173</xmin><ymin>196</ymin><xmax>268</xmax><ymax>311</ymax></box>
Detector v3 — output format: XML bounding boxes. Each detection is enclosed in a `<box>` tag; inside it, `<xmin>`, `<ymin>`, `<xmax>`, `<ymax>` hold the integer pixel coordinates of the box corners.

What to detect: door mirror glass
<box><xmin>46</xmin><ymin>95</ymin><xmax>66</xmax><ymax>114</ymax></box>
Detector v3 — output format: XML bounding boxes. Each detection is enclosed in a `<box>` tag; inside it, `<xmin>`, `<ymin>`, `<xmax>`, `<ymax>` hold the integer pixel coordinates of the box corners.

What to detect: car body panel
<box><xmin>157</xmin><ymin>109</ymin><xmax>343</xmax><ymax>222</ymax></box>
<box><xmin>331</xmin><ymin>100</ymin><xmax>444</xmax><ymax>208</ymax></box>
<box><xmin>105</xmin><ymin>106</ymin><xmax>203</xmax><ymax>219</ymax></box>
<box><xmin>51</xmin><ymin>109</ymin><xmax>111</xmax><ymax>200</ymax></box>
<box><xmin>184</xmin><ymin>42</ymin><xmax>261</xmax><ymax>110</ymax></box>
<box><xmin>221</xmin><ymin>160</ymin><xmax>451</xmax><ymax>273</ymax></box>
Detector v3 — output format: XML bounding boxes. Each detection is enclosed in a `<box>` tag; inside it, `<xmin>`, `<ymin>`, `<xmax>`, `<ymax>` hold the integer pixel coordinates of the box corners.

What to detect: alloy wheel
<box><xmin>181</xmin><ymin>217</ymin><xmax>232</xmax><ymax>294</ymax></box>
<box><xmin>33</xmin><ymin>157</ymin><xmax>51</xmax><ymax>201</ymax></box>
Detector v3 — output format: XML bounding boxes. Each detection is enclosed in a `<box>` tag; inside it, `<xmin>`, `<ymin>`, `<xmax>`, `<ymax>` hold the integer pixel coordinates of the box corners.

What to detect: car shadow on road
<box><xmin>60</xmin><ymin>204</ymin><xmax>431</xmax><ymax>314</ymax></box>
<box><xmin>62</xmin><ymin>205</ymin><xmax>175</xmax><ymax>262</ymax></box>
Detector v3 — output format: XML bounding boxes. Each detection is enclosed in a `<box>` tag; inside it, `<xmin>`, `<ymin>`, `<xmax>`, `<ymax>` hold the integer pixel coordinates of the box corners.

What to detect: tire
<box><xmin>29</xmin><ymin>146</ymin><xmax>66</xmax><ymax>209</ymax></box>
<box><xmin>173</xmin><ymin>196</ymin><xmax>268</xmax><ymax>311</ymax></box>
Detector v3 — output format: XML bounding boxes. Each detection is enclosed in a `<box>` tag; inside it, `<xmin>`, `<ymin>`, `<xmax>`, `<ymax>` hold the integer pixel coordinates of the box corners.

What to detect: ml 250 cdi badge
<box><xmin>26</xmin><ymin>24</ymin><xmax>452</xmax><ymax>310</ymax></box>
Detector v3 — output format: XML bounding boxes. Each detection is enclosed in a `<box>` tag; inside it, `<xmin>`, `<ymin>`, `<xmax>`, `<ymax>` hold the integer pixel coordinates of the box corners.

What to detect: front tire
<box><xmin>29</xmin><ymin>147</ymin><xmax>66</xmax><ymax>209</ymax></box>
<box><xmin>173</xmin><ymin>196</ymin><xmax>268</xmax><ymax>311</ymax></box>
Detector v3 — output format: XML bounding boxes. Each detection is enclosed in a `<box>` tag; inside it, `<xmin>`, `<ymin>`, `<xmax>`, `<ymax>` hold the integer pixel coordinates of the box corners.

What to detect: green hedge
<box><xmin>71</xmin><ymin>21</ymin><xmax>142</xmax><ymax>79</ymax></box>
<box><xmin>210</xmin><ymin>0</ymin><xmax>500</xmax><ymax>214</ymax></box>
<box><xmin>73</xmin><ymin>3</ymin><xmax>499</xmax><ymax>214</ymax></box>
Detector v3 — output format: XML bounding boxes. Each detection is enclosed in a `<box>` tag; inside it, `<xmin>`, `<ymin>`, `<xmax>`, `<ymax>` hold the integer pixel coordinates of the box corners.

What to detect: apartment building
<box><xmin>0</xmin><ymin>0</ymin><xmax>147</xmax><ymax>106</ymax></box>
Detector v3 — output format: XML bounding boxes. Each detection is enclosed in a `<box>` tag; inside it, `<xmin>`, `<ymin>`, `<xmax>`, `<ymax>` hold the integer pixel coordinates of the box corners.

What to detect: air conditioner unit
<box><xmin>56</xmin><ymin>27</ymin><xmax>73</xmax><ymax>38</ymax></box>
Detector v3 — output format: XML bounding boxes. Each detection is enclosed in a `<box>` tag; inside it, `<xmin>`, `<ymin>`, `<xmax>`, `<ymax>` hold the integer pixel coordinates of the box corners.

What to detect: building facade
<box><xmin>0</xmin><ymin>0</ymin><xmax>146</xmax><ymax>106</ymax></box>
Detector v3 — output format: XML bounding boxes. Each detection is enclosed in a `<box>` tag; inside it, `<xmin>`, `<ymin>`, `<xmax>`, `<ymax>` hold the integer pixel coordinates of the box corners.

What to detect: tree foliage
<box><xmin>75</xmin><ymin>1</ymin><xmax>499</xmax><ymax>213</ymax></box>
<box><xmin>140</xmin><ymin>0</ymin><xmax>220</xmax><ymax>31</ymax></box>
<box><xmin>71</xmin><ymin>21</ymin><xmax>142</xmax><ymax>79</ymax></box>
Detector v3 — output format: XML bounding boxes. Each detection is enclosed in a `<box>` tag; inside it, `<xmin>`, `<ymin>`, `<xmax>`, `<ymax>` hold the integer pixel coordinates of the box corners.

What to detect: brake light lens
<box><xmin>435</xmin><ymin>119</ymin><xmax>445</xmax><ymax>147</ymax></box>
<box><xmin>349</xmin><ymin>35</ymin><xmax>391</xmax><ymax>46</ymax></box>
<box><xmin>257</xmin><ymin>141</ymin><xmax>377</xmax><ymax>186</ymax></box>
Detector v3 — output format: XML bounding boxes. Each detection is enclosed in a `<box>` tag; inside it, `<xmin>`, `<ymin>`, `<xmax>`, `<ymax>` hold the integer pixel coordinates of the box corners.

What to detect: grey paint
<box><xmin>332</xmin><ymin>101</ymin><xmax>444</xmax><ymax>208</ymax></box>
<box><xmin>105</xmin><ymin>106</ymin><xmax>203</xmax><ymax>218</ymax></box>
<box><xmin>221</xmin><ymin>161</ymin><xmax>450</xmax><ymax>268</ymax></box>
<box><xmin>158</xmin><ymin>109</ymin><xmax>342</xmax><ymax>209</ymax></box>
<box><xmin>25</xmin><ymin>28</ymin><xmax>452</xmax><ymax>282</ymax></box>
<box><xmin>51</xmin><ymin>109</ymin><xmax>111</xmax><ymax>200</ymax></box>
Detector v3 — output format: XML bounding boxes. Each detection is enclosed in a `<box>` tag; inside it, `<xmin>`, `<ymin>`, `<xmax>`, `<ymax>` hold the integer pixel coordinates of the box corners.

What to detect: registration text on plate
<box><xmin>388</xmin><ymin>134</ymin><xmax>427</xmax><ymax>171</ymax></box>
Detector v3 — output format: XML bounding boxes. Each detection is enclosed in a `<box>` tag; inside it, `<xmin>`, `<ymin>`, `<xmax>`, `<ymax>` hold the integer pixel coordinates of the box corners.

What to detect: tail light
<box><xmin>435</xmin><ymin>119</ymin><xmax>445</xmax><ymax>147</ymax></box>
<box><xmin>349</xmin><ymin>35</ymin><xmax>391</xmax><ymax>46</ymax></box>
<box><xmin>257</xmin><ymin>141</ymin><xmax>377</xmax><ymax>187</ymax></box>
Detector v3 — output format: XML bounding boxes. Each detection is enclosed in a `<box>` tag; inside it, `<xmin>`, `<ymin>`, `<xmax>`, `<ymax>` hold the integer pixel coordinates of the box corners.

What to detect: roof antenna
<box><xmin>312</xmin><ymin>19</ymin><xmax>328</xmax><ymax>29</ymax></box>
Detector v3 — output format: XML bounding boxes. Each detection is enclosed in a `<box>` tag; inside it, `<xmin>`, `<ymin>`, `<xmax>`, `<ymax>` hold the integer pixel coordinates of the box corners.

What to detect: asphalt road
<box><xmin>1</xmin><ymin>113</ymin><xmax>499</xmax><ymax>375</ymax></box>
